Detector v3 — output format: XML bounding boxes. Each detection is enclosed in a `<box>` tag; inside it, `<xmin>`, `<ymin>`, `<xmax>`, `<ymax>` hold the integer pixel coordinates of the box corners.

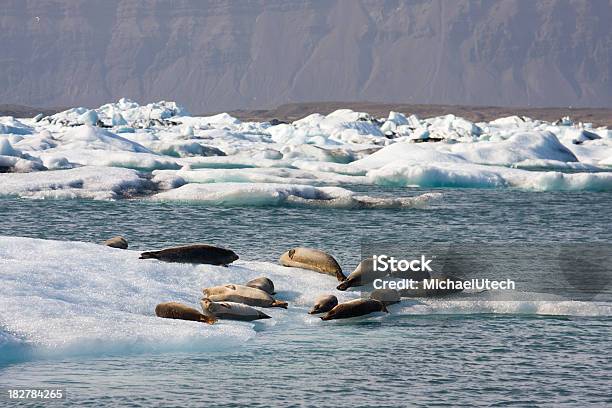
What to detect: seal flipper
<box><xmin>336</xmin><ymin>278</ymin><xmax>354</xmax><ymax>291</ymax></box>
<box><xmin>257</xmin><ymin>311</ymin><xmax>272</xmax><ymax>319</ymax></box>
<box><xmin>335</xmin><ymin>270</ymin><xmax>347</xmax><ymax>282</ymax></box>
<box><xmin>139</xmin><ymin>251</ymin><xmax>159</xmax><ymax>260</ymax></box>
<box><xmin>199</xmin><ymin>315</ymin><xmax>217</xmax><ymax>324</ymax></box>
<box><xmin>271</xmin><ymin>300</ymin><xmax>288</xmax><ymax>309</ymax></box>
<box><xmin>381</xmin><ymin>303</ymin><xmax>390</xmax><ymax>313</ymax></box>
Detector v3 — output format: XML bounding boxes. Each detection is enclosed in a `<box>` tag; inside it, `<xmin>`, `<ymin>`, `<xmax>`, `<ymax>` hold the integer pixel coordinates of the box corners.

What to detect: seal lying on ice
<box><xmin>200</xmin><ymin>298</ymin><xmax>271</xmax><ymax>321</ymax></box>
<box><xmin>203</xmin><ymin>284</ymin><xmax>288</xmax><ymax>308</ymax></box>
<box><xmin>308</xmin><ymin>294</ymin><xmax>338</xmax><ymax>314</ymax></box>
<box><xmin>369</xmin><ymin>289</ymin><xmax>401</xmax><ymax>306</ymax></box>
<box><xmin>140</xmin><ymin>244</ymin><xmax>238</xmax><ymax>265</ymax></box>
<box><xmin>336</xmin><ymin>258</ymin><xmax>389</xmax><ymax>291</ymax></box>
<box><xmin>279</xmin><ymin>247</ymin><xmax>345</xmax><ymax>282</ymax></box>
<box><xmin>320</xmin><ymin>299</ymin><xmax>389</xmax><ymax>321</ymax></box>
<box><xmin>103</xmin><ymin>236</ymin><xmax>128</xmax><ymax>249</ymax></box>
<box><xmin>245</xmin><ymin>276</ymin><xmax>275</xmax><ymax>295</ymax></box>
<box><xmin>155</xmin><ymin>301</ymin><xmax>216</xmax><ymax>324</ymax></box>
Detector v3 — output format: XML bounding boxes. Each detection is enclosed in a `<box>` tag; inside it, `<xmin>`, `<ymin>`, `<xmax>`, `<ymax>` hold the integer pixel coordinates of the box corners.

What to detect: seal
<box><xmin>200</xmin><ymin>298</ymin><xmax>271</xmax><ymax>321</ymax></box>
<box><xmin>308</xmin><ymin>294</ymin><xmax>338</xmax><ymax>314</ymax></box>
<box><xmin>203</xmin><ymin>284</ymin><xmax>288</xmax><ymax>308</ymax></box>
<box><xmin>245</xmin><ymin>276</ymin><xmax>275</xmax><ymax>295</ymax></box>
<box><xmin>320</xmin><ymin>299</ymin><xmax>389</xmax><ymax>321</ymax></box>
<box><xmin>104</xmin><ymin>236</ymin><xmax>128</xmax><ymax>249</ymax></box>
<box><xmin>398</xmin><ymin>274</ymin><xmax>465</xmax><ymax>297</ymax></box>
<box><xmin>336</xmin><ymin>258</ymin><xmax>389</xmax><ymax>291</ymax></box>
<box><xmin>155</xmin><ymin>301</ymin><xmax>216</xmax><ymax>324</ymax></box>
<box><xmin>279</xmin><ymin>247</ymin><xmax>345</xmax><ymax>282</ymax></box>
<box><xmin>369</xmin><ymin>288</ymin><xmax>401</xmax><ymax>305</ymax></box>
<box><xmin>140</xmin><ymin>244</ymin><xmax>238</xmax><ymax>265</ymax></box>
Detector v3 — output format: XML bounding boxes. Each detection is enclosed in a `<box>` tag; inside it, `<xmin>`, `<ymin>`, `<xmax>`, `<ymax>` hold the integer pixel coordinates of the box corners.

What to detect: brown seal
<box><xmin>140</xmin><ymin>244</ymin><xmax>239</xmax><ymax>265</ymax></box>
<box><xmin>336</xmin><ymin>258</ymin><xmax>390</xmax><ymax>291</ymax></box>
<box><xmin>155</xmin><ymin>301</ymin><xmax>216</xmax><ymax>324</ymax></box>
<box><xmin>203</xmin><ymin>284</ymin><xmax>288</xmax><ymax>308</ymax></box>
<box><xmin>200</xmin><ymin>298</ymin><xmax>271</xmax><ymax>321</ymax></box>
<box><xmin>320</xmin><ymin>299</ymin><xmax>389</xmax><ymax>321</ymax></box>
<box><xmin>245</xmin><ymin>276</ymin><xmax>275</xmax><ymax>295</ymax></box>
<box><xmin>308</xmin><ymin>294</ymin><xmax>338</xmax><ymax>314</ymax></box>
<box><xmin>279</xmin><ymin>247</ymin><xmax>345</xmax><ymax>282</ymax></box>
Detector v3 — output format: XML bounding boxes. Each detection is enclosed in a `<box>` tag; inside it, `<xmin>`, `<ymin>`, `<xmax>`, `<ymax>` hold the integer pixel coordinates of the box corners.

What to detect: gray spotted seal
<box><xmin>369</xmin><ymin>288</ymin><xmax>401</xmax><ymax>305</ymax></box>
<box><xmin>245</xmin><ymin>276</ymin><xmax>275</xmax><ymax>295</ymax></box>
<box><xmin>200</xmin><ymin>298</ymin><xmax>271</xmax><ymax>321</ymax></box>
<box><xmin>155</xmin><ymin>301</ymin><xmax>216</xmax><ymax>324</ymax></box>
<box><xmin>336</xmin><ymin>258</ymin><xmax>389</xmax><ymax>291</ymax></box>
<box><xmin>321</xmin><ymin>299</ymin><xmax>389</xmax><ymax>321</ymax></box>
<box><xmin>203</xmin><ymin>284</ymin><xmax>288</xmax><ymax>308</ymax></box>
<box><xmin>104</xmin><ymin>236</ymin><xmax>128</xmax><ymax>249</ymax></box>
<box><xmin>308</xmin><ymin>294</ymin><xmax>338</xmax><ymax>314</ymax></box>
<box><xmin>140</xmin><ymin>244</ymin><xmax>238</xmax><ymax>265</ymax></box>
<box><xmin>279</xmin><ymin>247</ymin><xmax>345</xmax><ymax>282</ymax></box>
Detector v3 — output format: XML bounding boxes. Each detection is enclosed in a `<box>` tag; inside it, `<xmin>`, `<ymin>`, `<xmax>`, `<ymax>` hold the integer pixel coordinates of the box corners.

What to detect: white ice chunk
<box><xmin>152</xmin><ymin>182</ymin><xmax>441</xmax><ymax>208</ymax></box>
<box><xmin>78</xmin><ymin>109</ymin><xmax>99</xmax><ymax>126</ymax></box>
<box><xmin>368</xmin><ymin>161</ymin><xmax>612</xmax><ymax>191</ymax></box>
<box><xmin>1</xmin><ymin>236</ymin><xmax>608</xmax><ymax>362</ymax></box>
<box><xmin>0</xmin><ymin>166</ymin><xmax>152</xmax><ymax>199</ymax></box>
<box><xmin>56</xmin><ymin>125</ymin><xmax>151</xmax><ymax>152</ymax></box>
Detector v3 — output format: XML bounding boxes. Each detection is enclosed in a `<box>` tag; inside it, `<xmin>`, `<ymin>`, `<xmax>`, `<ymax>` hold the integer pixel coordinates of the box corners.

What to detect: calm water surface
<box><xmin>0</xmin><ymin>187</ymin><xmax>611</xmax><ymax>407</ymax></box>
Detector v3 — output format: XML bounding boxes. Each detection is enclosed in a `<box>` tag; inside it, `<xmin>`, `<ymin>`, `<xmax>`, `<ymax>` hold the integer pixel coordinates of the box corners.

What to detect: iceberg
<box><xmin>0</xmin><ymin>99</ymin><xmax>610</xmax><ymax>200</ymax></box>
<box><xmin>44</xmin><ymin>99</ymin><xmax>189</xmax><ymax>127</ymax></box>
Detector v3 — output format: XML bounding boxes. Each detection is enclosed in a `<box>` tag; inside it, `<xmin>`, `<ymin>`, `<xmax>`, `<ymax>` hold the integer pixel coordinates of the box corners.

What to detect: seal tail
<box><xmin>258</xmin><ymin>311</ymin><xmax>272</xmax><ymax>319</ymax></box>
<box><xmin>139</xmin><ymin>251</ymin><xmax>159</xmax><ymax>260</ymax></box>
<box><xmin>335</xmin><ymin>270</ymin><xmax>347</xmax><ymax>282</ymax></box>
<box><xmin>320</xmin><ymin>313</ymin><xmax>333</xmax><ymax>321</ymax></box>
<box><xmin>271</xmin><ymin>300</ymin><xmax>288</xmax><ymax>309</ymax></box>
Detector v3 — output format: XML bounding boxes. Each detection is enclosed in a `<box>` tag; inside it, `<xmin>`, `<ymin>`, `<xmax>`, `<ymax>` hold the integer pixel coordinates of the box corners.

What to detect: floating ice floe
<box><xmin>0</xmin><ymin>166</ymin><xmax>153</xmax><ymax>199</ymax></box>
<box><xmin>1</xmin><ymin>99</ymin><xmax>611</xmax><ymax>199</ymax></box>
<box><xmin>367</xmin><ymin>161</ymin><xmax>612</xmax><ymax>191</ymax></box>
<box><xmin>152</xmin><ymin>182</ymin><xmax>441</xmax><ymax>208</ymax></box>
<box><xmin>0</xmin><ymin>236</ymin><xmax>609</xmax><ymax>361</ymax></box>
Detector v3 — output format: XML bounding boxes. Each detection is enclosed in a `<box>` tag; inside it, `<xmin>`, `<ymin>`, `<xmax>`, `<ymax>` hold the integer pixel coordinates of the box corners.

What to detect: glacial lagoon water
<box><xmin>0</xmin><ymin>187</ymin><xmax>611</xmax><ymax>407</ymax></box>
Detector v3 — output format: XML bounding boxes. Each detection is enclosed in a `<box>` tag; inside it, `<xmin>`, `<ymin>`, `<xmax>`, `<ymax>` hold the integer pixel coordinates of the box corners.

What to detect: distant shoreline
<box><xmin>1</xmin><ymin>101</ymin><xmax>610</xmax><ymax>128</ymax></box>
<box><xmin>220</xmin><ymin>102</ymin><xmax>612</xmax><ymax>128</ymax></box>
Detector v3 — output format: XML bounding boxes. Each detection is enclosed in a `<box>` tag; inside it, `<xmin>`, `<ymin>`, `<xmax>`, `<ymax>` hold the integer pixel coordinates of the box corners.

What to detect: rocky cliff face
<box><xmin>1</xmin><ymin>0</ymin><xmax>610</xmax><ymax>111</ymax></box>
